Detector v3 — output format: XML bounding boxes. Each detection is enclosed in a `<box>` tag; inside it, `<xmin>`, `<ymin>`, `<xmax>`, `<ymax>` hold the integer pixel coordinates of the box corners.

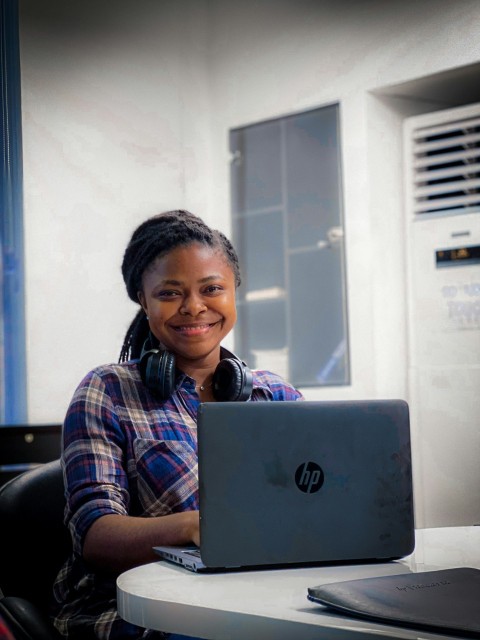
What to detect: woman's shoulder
<box><xmin>252</xmin><ymin>369</ymin><xmax>304</xmax><ymax>400</ymax></box>
<box><xmin>75</xmin><ymin>360</ymin><xmax>141</xmax><ymax>391</ymax></box>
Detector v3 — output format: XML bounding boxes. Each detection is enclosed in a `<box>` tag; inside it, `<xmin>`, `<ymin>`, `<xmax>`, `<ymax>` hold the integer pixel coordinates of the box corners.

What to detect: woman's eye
<box><xmin>158</xmin><ymin>290</ymin><xmax>180</xmax><ymax>298</ymax></box>
<box><xmin>204</xmin><ymin>285</ymin><xmax>223</xmax><ymax>294</ymax></box>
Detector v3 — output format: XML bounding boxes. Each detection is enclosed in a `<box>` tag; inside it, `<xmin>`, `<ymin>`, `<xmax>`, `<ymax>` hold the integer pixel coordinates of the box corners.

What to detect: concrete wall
<box><xmin>20</xmin><ymin>0</ymin><xmax>213</xmax><ymax>420</ymax></box>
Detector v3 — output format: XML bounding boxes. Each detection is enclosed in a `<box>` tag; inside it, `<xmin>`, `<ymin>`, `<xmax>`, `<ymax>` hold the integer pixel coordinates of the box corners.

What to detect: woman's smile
<box><xmin>171</xmin><ymin>321</ymin><xmax>219</xmax><ymax>336</ymax></box>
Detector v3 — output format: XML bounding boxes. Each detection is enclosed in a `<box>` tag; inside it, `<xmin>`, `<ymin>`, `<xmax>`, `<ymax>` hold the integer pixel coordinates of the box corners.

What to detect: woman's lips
<box><xmin>171</xmin><ymin>322</ymin><xmax>217</xmax><ymax>336</ymax></box>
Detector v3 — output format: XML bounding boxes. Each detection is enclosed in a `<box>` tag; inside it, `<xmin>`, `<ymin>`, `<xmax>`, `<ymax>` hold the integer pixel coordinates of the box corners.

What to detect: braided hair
<box><xmin>119</xmin><ymin>209</ymin><xmax>241</xmax><ymax>362</ymax></box>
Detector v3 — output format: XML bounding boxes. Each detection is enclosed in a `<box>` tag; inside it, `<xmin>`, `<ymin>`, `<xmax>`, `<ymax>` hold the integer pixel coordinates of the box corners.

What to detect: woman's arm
<box><xmin>64</xmin><ymin>367</ymin><xmax>200</xmax><ymax>574</ymax></box>
<box><xmin>83</xmin><ymin>510</ymin><xmax>200</xmax><ymax>574</ymax></box>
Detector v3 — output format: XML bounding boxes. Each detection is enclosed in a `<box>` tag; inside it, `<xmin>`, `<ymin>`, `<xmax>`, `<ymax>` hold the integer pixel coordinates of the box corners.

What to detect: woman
<box><xmin>52</xmin><ymin>210</ymin><xmax>303</xmax><ymax>639</ymax></box>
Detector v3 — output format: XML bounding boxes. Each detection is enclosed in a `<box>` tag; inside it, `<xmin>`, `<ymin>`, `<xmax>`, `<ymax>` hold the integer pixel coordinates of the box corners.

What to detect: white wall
<box><xmin>20</xmin><ymin>0</ymin><xmax>213</xmax><ymax>421</ymax></box>
<box><xmin>19</xmin><ymin>0</ymin><xmax>480</xmax><ymax>524</ymax></box>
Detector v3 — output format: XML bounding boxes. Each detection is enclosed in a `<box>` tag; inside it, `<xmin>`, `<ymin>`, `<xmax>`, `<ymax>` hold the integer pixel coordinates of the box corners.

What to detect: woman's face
<box><xmin>138</xmin><ymin>242</ymin><xmax>237</xmax><ymax>370</ymax></box>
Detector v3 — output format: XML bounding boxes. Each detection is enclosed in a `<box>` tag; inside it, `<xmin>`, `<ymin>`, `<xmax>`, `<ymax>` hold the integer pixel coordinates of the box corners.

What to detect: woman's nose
<box><xmin>179</xmin><ymin>293</ymin><xmax>207</xmax><ymax>316</ymax></box>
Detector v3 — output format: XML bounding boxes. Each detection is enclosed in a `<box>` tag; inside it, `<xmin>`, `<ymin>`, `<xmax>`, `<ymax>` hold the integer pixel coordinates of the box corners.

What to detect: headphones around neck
<box><xmin>139</xmin><ymin>334</ymin><xmax>253</xmax><ymax>402</ymax></box>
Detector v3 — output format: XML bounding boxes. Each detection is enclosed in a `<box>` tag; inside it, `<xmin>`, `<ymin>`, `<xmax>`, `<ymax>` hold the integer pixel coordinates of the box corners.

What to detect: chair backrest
<box><xmin>0</xmin><ymin>459</ymin><xmax>71</xmax><ymax>613</ymax></box>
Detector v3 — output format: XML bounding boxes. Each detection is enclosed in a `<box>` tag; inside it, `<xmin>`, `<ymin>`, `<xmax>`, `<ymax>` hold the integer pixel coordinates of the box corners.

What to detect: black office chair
<box><xmin>0</xmin><ymin>459</ymin><xmax>71</xmax><ymax>640</ymax></box>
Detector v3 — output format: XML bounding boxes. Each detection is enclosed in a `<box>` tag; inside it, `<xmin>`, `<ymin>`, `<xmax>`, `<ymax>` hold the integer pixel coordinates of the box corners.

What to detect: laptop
<box><xmin>153</xmin><ymin>400</ymin><xmax>415</xmax><ymax>572</ymax></box>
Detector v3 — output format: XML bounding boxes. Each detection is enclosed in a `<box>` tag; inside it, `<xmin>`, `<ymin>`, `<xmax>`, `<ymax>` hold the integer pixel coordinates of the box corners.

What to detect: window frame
<box><xmin>1</xmin><ymin>0</ymin><xmax>27</xmax><ymax>423</ymax></box>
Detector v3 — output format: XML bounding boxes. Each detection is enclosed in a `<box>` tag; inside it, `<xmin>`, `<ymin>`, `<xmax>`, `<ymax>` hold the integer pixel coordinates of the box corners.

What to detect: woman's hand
<box><xmin>83</xmin><ymin>509</ymin><xmax>200</xmax><ymax>574</ymax></box>
<box><xmin>188</xmin><ymin>509</ymin><xmax>201</xmax><ymax>547</ymax></box>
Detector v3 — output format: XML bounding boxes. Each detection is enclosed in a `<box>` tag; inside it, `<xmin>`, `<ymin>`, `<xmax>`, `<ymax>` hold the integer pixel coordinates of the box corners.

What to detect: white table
<box><xmin>117</xmin><ymin>527</ymin><xmax>480</xmax><ymax>639</ymax></box>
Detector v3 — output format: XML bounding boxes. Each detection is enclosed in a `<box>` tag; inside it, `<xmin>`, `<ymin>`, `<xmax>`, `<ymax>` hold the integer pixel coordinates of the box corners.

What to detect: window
<box><xmin>230</xmin><ymin>105</ymin><xmax>349</xmax><ymax>387</ymax></box>
<box><xmin>1</xmin><ymin>0</ymin><xmax>27</xmax><ymax>422</ymax></box>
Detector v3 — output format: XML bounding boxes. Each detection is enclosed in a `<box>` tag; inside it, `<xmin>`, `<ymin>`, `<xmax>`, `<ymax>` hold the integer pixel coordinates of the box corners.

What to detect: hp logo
<box><xmin>295</xmin><ymin>462</ymin><xmax>324</xmax><ymax>493</ymax></box>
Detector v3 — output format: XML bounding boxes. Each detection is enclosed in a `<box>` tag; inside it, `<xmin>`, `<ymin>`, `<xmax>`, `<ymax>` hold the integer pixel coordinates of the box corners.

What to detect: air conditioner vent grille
<box><xmin>412</xmin><ymin>116</ymin><xmax>480</xmax><ymax>216</ymax></box>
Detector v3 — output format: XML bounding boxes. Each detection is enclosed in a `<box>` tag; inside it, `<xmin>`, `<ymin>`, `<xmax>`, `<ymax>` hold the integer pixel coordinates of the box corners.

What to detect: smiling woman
<box><xmin>138</xmin><ymin>243</ymin><xmax>238</xmax><ymax>392</ymax></box>
<box><xmin>52</xmin><ymin>209</ymin><xmax>303</xmax><ymax>640</ymax></box>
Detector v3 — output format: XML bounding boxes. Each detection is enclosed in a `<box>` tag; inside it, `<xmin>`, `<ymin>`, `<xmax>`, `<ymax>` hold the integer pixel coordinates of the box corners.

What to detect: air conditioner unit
<box><xmin>404</xmin><ymin>103</ymin><xmax>480</xmax><ymax>528</ymax></box>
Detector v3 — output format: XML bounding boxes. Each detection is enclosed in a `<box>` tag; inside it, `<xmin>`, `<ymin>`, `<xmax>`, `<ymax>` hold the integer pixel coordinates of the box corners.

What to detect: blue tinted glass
<box><xmin>1</xmin><ymin>0</ymin><xmax>27</xmax><ymax>422</ymax></box>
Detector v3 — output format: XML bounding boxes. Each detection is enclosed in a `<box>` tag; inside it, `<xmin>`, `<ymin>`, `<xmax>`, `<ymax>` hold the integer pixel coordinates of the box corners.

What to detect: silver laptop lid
<box><xmin>197</xmin><ymin>400</ymin><xmax>414</xmax><ymax>569</ymax></box>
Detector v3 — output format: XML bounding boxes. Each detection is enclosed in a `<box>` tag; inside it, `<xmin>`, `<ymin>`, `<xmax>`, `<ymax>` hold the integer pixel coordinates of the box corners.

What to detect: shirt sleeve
<box><xmin>251</xmin><ymin>370</ymin><xmax>305</xmax><ymax>401</ymax></box>
<box><xmin>62</xmin><ymin>370</ymin><xmax>130</xmax><ymax>556</ymax></box>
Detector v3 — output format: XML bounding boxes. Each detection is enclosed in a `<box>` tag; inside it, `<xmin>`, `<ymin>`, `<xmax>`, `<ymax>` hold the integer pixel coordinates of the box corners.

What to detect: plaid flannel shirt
<box><xmin>52</xmin><ymin>360</ymin><xmax>303</xmax><ymax>639</ymax></box>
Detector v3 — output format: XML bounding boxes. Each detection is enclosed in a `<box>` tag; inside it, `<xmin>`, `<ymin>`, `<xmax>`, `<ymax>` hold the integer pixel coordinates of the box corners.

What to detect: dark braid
<box><xmin>118</xmin><ymin>309</ymin><xmax>149</xmax><ymax>364</ymax></box>
<box><xmin>119</xmin><ymin>209</ymin><xmax>241</xmax><ymax>362</ymax></box>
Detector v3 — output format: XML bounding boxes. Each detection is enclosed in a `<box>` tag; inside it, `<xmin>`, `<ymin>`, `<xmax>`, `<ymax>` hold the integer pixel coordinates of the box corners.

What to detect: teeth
<box><xmin>175</xmin><ymin>324</ymin><xmax>210</xmax><ymax>331</ymax></box>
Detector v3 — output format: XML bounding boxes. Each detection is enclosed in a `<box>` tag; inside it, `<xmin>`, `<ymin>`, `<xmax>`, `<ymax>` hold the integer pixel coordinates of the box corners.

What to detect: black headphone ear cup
<box><xmin>141</xmin><ymin>350</ymin><xmax>176</xmax><ymax>400</ymax></box>
<box><xmin>212</xmin><ymin>358</ymin><xmax>253</xmax><ymax>402</ymax></box>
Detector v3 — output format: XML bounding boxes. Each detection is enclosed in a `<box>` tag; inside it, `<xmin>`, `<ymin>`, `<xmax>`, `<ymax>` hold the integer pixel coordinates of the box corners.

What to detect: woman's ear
<box><xmin>138</xmin><ymin>291</ymin><xmax>147</xmax><ymax>314</ymax></box>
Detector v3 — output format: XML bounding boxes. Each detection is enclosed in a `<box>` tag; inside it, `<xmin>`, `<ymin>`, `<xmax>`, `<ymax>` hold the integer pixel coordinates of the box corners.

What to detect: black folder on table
<box><xmin>307</xmin><ymin>568</ymin><xmax>480</xmax><ymax>638</ymax></box>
